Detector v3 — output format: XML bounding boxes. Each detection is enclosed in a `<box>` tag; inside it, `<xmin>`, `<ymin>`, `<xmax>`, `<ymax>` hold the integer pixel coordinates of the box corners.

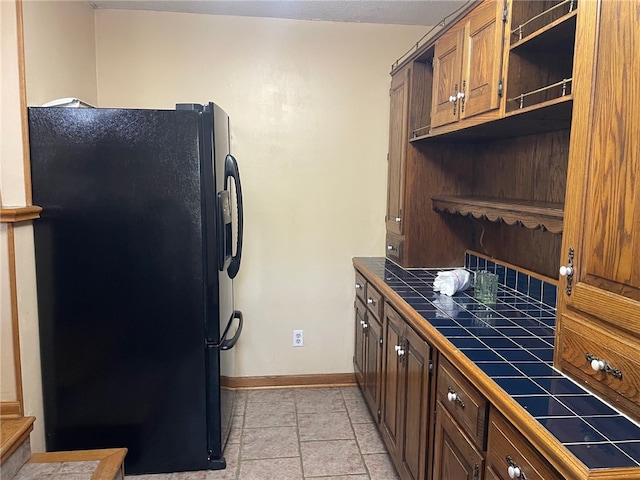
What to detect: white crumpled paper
<box><xmin>433</xmin><ymin>269</ymin><xmax>471</xmax><ymax>296</ymax></box>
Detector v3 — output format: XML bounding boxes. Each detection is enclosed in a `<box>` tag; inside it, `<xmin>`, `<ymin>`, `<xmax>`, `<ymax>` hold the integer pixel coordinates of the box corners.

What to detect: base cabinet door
<box><xmin>354</xmin><ymin>298</ymin><xmax>366</xmax><ymax>388</ymax></box>
<box><xmin>381</xmin><ymin>303</ymin><xmax>404</xmax><ymax>458</ymax></box>
<box><xmin>381</xmin><ymin>303</ymin><xmax>433</xmax><ymax>480</ymax></box>
<box><xmin>433</xmin><ymin>402</ymin><xmax>484</xmax><ymax>480</ymax></box>
<box><xmin>363</xmin><ymin>311</ymin><xmax>383</xmax><ymax>421</ymax></box>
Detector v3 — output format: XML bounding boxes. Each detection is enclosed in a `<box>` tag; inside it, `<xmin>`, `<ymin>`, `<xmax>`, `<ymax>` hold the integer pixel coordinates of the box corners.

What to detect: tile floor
<box><xmin>126</xmin><ymin>386</ymin><xmax>399</xmax><ymax>480</ymax></box>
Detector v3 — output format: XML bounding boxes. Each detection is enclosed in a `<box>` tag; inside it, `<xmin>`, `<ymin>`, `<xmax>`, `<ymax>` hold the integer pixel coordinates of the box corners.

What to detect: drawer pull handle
<box><xmin>585</xmin><ymin>353</ymin><xmax>622</xmax><ymax>379</ymax></box>
<box><xmin>506</xmin><ymin>455</ymin><xmax>527</xmax><ymax>480</ymax></box>
<box><xmin>355</xmin><ymin>283</ymin><xmax>363</xmax><ymax>290</ymax></box>
<box><xmin>367</xmin><ymin>298</ymin><xmax>376</xmax><ymax>306</ymax></box>
<box><xmin>447</xmin><ymin>387</ymin><xmax>465</xmax><ymax>408</ymax></box>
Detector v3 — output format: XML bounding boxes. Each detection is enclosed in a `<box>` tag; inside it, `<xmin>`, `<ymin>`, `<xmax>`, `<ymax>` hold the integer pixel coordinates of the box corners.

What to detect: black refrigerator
<box><xmin>28</xmin><ymin>102</ymin><xmax>244</xmax><ymax>475</ymax></box>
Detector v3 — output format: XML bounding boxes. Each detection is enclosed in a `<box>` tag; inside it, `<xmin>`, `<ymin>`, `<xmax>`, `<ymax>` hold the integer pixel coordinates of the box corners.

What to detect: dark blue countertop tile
<box><xmin>555</xmin><ymin>394</ymin><xmax>617</xmax><ymax>417</ymax></box>
<box><xmin>476</xmin><ymin>362</ymin><xmax>524</xmax><ymax>377</ymax></box>
<box><xmin>515</xmin><ymin>362</ymin><xmax>561</xmax><ymax>378</ymax></box>
<box><xmin>515</xmin><ymin>396</ymin><xmax>573</xmax><ymax>418</ymax></box>
<box><xmin>585</xmin><ymin>416</ymin><xmax>640</xmax><ymax>442</ymax></box>
<box><xmin>566</xmin><ymin>443</ymin><xmax>638</xmax><ymax>469</ymax></box>
<box><xmin>534</xmin><ymin>377</ymin><xmax>590</xmax><ymax>396</ymax></box>
<box><xmin>495</xmin><ymin>377</ymin><xmax>547</xmax><ymax>396</ymax></box>
<box><xmin>536</xmin><ymin>417</ymin><xmax>606</xmax><ymax>443</ymax></box>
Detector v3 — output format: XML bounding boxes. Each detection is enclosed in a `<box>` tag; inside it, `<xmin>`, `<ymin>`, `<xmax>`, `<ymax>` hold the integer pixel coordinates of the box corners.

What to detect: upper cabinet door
<box><xmin>431</xmin><ymin>0</ymin><xmax>504</xmax><ymax>130</ymax></box>
<box><xmin>386</xmin><ymin>65</ymin><xmax>410</xmax><ymax>236</ymax></box>
<box><xmin>460</xmin><ymin>0</ymin><xmax>505</xmax><ymax>120</ymax></box>
<box><xmin>559</xmin><ymin>0</ymin><xmax>640</xmax><ymax>335</ymax></box>
<box><xmin>431</xmin><ymin>27</ymin><xmax>464</xmax><ymax>129</ymax></box>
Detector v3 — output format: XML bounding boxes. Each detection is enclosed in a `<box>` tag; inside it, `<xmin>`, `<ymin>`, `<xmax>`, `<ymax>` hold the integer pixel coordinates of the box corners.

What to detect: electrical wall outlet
<box><xmin>293</xmin><ymin>330</ymin><xmax>304</xmax><ymax>347</ymax></box>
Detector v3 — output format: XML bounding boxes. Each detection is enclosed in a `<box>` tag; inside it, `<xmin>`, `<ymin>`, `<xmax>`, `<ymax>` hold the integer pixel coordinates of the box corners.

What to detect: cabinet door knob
<box><xmin>559</xmin><ymin>265</ymin><xmax>573</xmax><ymax>276</ymax></box>
<box><xmin>395</xmin><ymin>216</ymin><xmax>401</xmax><ymax>222</ymax></box>
<box><xmin>447</xmin><ymin>391</ymin><xmax>457</xmax><ymax>402</ymax></box>
<box><xmin>508</xmin><ymin>465</ymin><xmax>521</xmax><ymax>479</ymax></box>
<box><xmin>449</xmin><ymin>95</ymin><xmax>456</xmax><ymax>103</ymax></box>
<box><xmin>355</xmin><ymin>282</ymin><xmax>363</xmax><ymax>290</ymax></box>
<box><xmin>387</xmin><ymin>245</ymin><xmax>396</xmax><ymax>251</ymax></box>
<box><xmin>367</xmin><ymin>298</ymin><xmax>376</xmax><ymax>306</ymax></box>
<box><xmin>591</xmin><ymin>358</ymin><xmax>606</xmax><ymax>372</ymax></box>
<box><xmin>395</xmin><ymin>344</ymin><xmax>401</xmax><ymax>352</ymax></box>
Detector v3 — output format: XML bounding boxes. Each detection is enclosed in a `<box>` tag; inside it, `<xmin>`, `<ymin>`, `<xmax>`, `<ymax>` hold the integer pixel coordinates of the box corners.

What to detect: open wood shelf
<box><xmin>431</xmin><ymin>195</ymin><xmax>564</xmax><ymax>233</ymax></box>
<box><xmin>411</xmin><ymin>98</ymin><xmax>572</xmax><ymax>142</ymax></box>
<box><xmin>511</xmin><ymin>8</ymin><xmax>577</xmax><ymax>51</ymax></box>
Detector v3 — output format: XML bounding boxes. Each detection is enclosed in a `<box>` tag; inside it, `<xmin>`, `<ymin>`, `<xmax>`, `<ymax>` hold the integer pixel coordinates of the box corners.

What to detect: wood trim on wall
<box><xmin>222</xmin><ymin>373</ymin><xmax>357</xmax><ymax>389</ymax></box>
<box><xmin>0</xmin><ymin>402</ymin><xmax>22</xmax><ymax>419</ymax></box>
<box><xmin>0</xmin><ymin>206</ymin><xmax>41</xmax><ymax>223</ymax></box>
<box><xmin>16</xmin><ymin>0</ymin><xmax>32</xmax><ymax>206</ymax></box>
<box><xmin>6</xmin><ymin>224</ymin><xmax>24</xmax><ymax>415</ymax></box>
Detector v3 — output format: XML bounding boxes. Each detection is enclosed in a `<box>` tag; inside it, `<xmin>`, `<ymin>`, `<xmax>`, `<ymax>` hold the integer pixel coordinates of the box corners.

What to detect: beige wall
<box><xmin>22</xmin><ymin>0</ymin><xmax>98</xmax><ymax>106</ymax></box>
<box><xmin>94</xmin><ymin>10</ymin><xmax>424</xmax><ymax>377</ymax></box>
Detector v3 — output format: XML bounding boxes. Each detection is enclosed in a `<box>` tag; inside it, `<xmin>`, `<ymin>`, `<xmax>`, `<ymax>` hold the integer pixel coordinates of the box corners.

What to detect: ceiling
<box><xmin>88</xmin><ymin>0</ymin><xmax>471</xmax><ymax>27</ymax></box>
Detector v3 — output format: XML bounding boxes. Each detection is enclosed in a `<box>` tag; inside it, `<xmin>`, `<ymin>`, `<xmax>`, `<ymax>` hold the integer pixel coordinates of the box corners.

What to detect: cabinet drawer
<box><xmin>355</xmin><ymin>270</ymin><xmax>366</xmax><ymax>303</ymax></box>
<box><xmin>557</xmin><ymin>313</ymin><xmax>640</xmax><ymax>417</ymax></box>
<box><xmin>385</xmin><ymin>232</ymin><xmax>404</xmax><ymax>264</ymax></box>
<box><xmin>487</xmin><ymin>409</ymin><xmax>561</xmax><ymax>480</ymax></box>
<box><xmin>365</xmin><ymin>282</ymin><xmax>384</xmax><ymax>321</ymax></box>
<box><xmin>437</xmin><ymin>357</ymin><xmax>488</xmax><ymax>449</ymax></box>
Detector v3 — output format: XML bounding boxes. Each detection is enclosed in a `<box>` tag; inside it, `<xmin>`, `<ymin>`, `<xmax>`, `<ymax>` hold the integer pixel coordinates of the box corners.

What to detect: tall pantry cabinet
<box><xmin>555</xmin><ymin>0</ymin><xmax>640</xmax><ymax>420</ymax></box>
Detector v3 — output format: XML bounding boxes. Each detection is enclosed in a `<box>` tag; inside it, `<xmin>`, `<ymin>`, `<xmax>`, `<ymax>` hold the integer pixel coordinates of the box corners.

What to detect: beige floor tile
<box><xmin>298</xmin><ymin>411</ymin><xmax>354</xmax><ymax>441</ymax></box>
<box><xmin>344</xmin><ymin>396</ymin><xmax>375</xmax><ymax>424</ymax></box>
<box><xmin>295</xmin><ymin>388</ymin><xmax>345</xmax><ymax>413</ymax></box>
<box><xmin>241</xmin><ymin>426</ymin><xmax>299</xmax><ymax>459</ymax></box>
<box><xmin>300</xmin><ymin>440</ymin><xmax>366</xmax><ymax>477</ymax></box>
<box><xmin>340</xmin><ymin>386</ymin><xmax>364</xmax><ymax>400</ymax></box>
<box><xmin>245</xmin><ymin>388</ymin><xmax>295</xmax><ymax>404</ymax></box>
<box><xmin>244</xmin><ymin>399</ymin><xmax>297</xmax><ymax>428</ymax></box>
<box><xmin>312</xmin><ymin>477</ymin><xmax>370</xmax><ymax>480</ymax></box>
<box><xmin>362</xmin><ymin>453</ymin><xmax>400</xmax><ymax>480</ymax></box>
<box><xmin>227</xmin><ymin>414</ymin><xmax>244</xmax><ymax>444</ymax></box>
<box><xmin>353</xmin><ymin>423</ymin><xmax>387</xmax><ymax>454</ymax></box>
<box><xmin>237</xmin><ymin>457</ymin><xmax>303</xmax><ymax>480</ymax></box>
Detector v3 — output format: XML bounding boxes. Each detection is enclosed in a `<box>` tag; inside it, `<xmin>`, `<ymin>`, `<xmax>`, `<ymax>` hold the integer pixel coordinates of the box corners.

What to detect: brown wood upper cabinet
<box><xmin>555</xmin><ymin>0</ymin><xmax>640</xmax><ymax>420</ymax></box>
<box><xmin>431</xmin><ymin>0</ymin><xmax>506</xmax><ymax>130</ymax></box>
<box><xmin>386</xmin><ymin>64</ymin><xmax>410</xmax><ymax>239</ymax></box>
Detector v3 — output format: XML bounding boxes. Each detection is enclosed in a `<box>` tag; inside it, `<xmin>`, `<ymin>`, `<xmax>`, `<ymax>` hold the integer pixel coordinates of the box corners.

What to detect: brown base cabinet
<box><xmin>381</xmin><ymin>303</ymin><xmax>434</xmax><ymax>480</ymax></box>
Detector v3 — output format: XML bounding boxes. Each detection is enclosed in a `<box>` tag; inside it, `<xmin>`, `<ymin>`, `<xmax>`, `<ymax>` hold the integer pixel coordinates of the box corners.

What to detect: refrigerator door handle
<box><xmin>220</xmin><ymin>310</ymin><xmax>243</xmax><ymax>350</ymax></box>
<box><xmin>225</xmin><ymin>154</ymin><xmax>243</xmax><ymax>279</ymax></box>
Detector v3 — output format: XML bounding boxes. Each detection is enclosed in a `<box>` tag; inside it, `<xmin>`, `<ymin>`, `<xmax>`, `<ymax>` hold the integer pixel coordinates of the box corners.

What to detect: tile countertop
<box><xmin>354</xmin><ymin>256</ymin><xmax>640</xmax><ymax>472</ymax></box>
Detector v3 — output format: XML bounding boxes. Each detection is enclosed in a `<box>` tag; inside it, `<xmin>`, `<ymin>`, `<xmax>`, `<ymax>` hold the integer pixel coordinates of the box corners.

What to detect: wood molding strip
<box><xmin>222</xmin><ymin>373</ymin><xmax>356</xmax><ymax>389</ymax></box>
<box><xmin>16</xmin><ymin>0</ymin><xmax>32</xmax><ymax>205</ymax></box>
<box><xmin>0</xmin><ymin>206</ymin><xmax>42</xmax><ymax>223</ymax></box>
<box><xmin>0</xmin><ymin>401</ymin><xmax>22</xmax><ymax>419</ymax></box>
<box><xmin>6</xmin><ymin>224</ymin><xmax>24</xmax><ymax>414</ymax></box>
